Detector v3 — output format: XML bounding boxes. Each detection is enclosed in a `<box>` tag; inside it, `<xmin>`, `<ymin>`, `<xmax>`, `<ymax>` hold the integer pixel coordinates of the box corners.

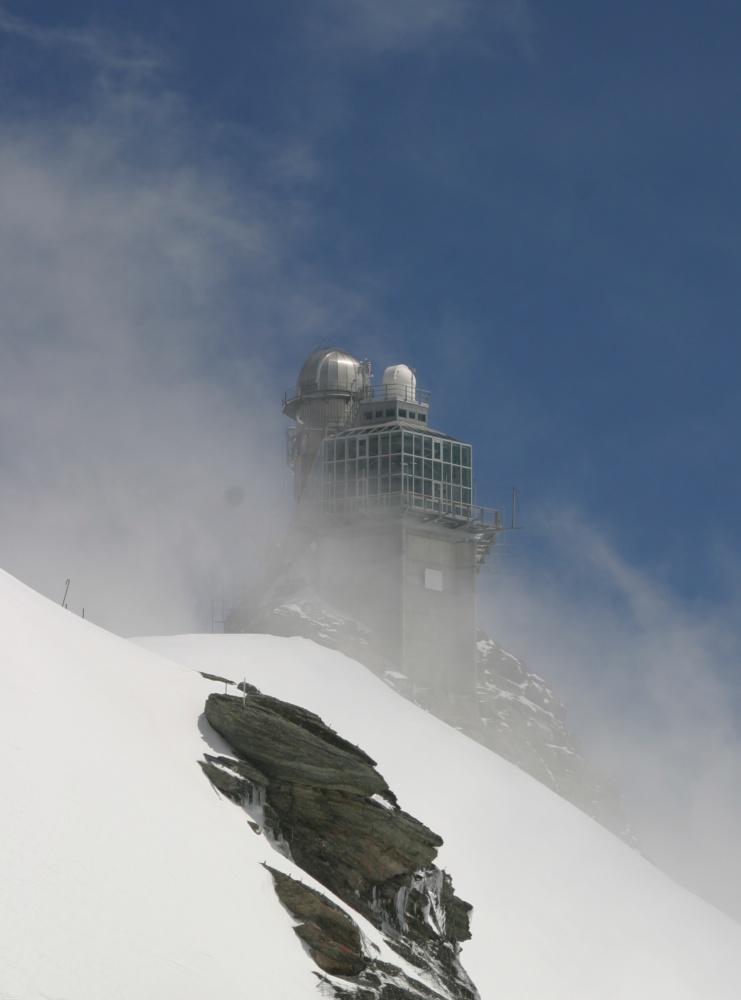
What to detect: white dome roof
<box><xmin>381</xmin><ymin>364</ymin><xmax>416</xmax><ymax>401</ymax></box>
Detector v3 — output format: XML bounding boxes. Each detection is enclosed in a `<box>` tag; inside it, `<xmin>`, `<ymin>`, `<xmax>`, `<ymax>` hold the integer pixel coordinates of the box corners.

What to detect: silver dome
<box><xmin>296</xmin><ymin>347</ymin><xmax>365</xmax><ymax>395</ymax></box>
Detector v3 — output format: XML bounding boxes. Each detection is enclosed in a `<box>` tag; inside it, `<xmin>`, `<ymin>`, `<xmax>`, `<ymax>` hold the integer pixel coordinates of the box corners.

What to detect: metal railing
<box><xmin>304</xmin><ymin>489</ymin><xmax>501</xmax><ymax>531</ymax></box>
<box><xmin>283</xmin><ymin>382</ymin><xmax>431</xmax><ymax>408</ymax></box>
<box><xmin>363</xmin><ymin>384</ymin><xmax>431</xmax><ymax>405</ymax></box>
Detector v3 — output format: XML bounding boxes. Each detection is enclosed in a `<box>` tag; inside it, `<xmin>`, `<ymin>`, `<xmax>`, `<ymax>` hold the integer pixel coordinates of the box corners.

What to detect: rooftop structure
<box><xmin>228</xmin><ymin>347</ymin><xmax>502</xmax><ymax>700</ymax></box>
<box><xmin>275</xmin><ymin>347</ymin><xmax>502</xmax><ymax>694</ymax></box>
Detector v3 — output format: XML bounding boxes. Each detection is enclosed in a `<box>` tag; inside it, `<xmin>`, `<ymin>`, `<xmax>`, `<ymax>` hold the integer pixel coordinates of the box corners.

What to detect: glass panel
<box><xmin>442</xmin><ymin>441</ymin><xmax>451</xmax><ymax>462</ymax></box>
<box><xmin>368</xmin><ymin>457</ymin><xmax>378</xmax><ymax>475</ymax></box>
<box><xmin>452</xmin><ymin>486</ymin><xmax>461</xmax><ymax>501</ymax></box>
<box><xmin>403</xmin><ymin>432</ymin><xmax>414</xmax><ymax>453</ymax></box>
<box><xmin>346</xmin><ymin>481</ymin><xmax>356</xmax><ymax>498</ymax></box>
<box><xmin>433</xmin><ymin>440</ymin><xmax>441</xmax><ymax>459</ymax></box>
<box><xmin>413</xmin><ymin>457</ymin><xmax>423</xmax><ymax>477</ymax></box>
<box><xmin>369</xmin><ymin>477</ymin><xmax>379</xmax><ymax>494</ymax></box>
<box><xmin>462</xmin><ymin>468</ymin><xmax>471</xmax><ymax>487</ymax></box>
<box><xmin>390</xmin><ymin>455</ymin><xmax>402</xmax><ymax>474</ymax></box>
<box><xmin>423</xmin><ymin>480</ymin><xmax>433</xmax><ymax>496</ymax></box>
<box><xmin>358</xmin><ymin>438</ymin><xmax>367</xmax><ymax>457</ymax></box>
<box><xmin>347</xmin><ymin>439</ymin><xmax>356</xmax><ymax>459</ymax></box>
<box><xmin>452</xmin><ymin>443</ymin><xmax>460</xmax><ymax>464</ymax></box>
<box><xmin>398</xmin><ymin>408</ymin><xmax>407</xmax><ymax>417</ymax></box>
<box><xmin>423</xmin><ymin>459</ymin><xmax>432</xmax><ymax>479</ymax></box>
<box><xmin>462</xmin><ymin>445</ymin><xmax>471</xmax><ymax>467</ymax></box>
<box><xmin>433</xmin><ymin>461</ymin><xmax>442</xmax><ymax>481</ymax></box>
<box><xmin>336</xmin><ymin>461</ymin><xmax>345</xmax><ymax>479</ymax></box>
<box><xmin>414</xmin><ymin>434</ymin><xmax>423</xmax><ymax>456</ymax></box>
<box><xmin>423</xmin><ymin>436</ymin><xmax>432</xmax><ymax>458</ymax></box>
<box><xmin>390</xmin><ymin>475</ymin><xmax>401</xmax><ymax>492</ymax></box>
<box><xmin>462</xmin><ymin>487</ymin><xmax>472</xmax><ymax>504</ymax></box>
<box><xmin>336</xmin><ymin>440</ymin><xmax>345</xmax><ymax>460</ymax></box>
<box><xmin>380</xmin><ymin>434</ymin><xmax>390</xmax><ymax>454</ymax></box>
<box><xmin>380</xmin><ymin>476</ymin><xmax>390</xmax><ymax>493</ymax></box>
<box><xmin>380</xmin><ymin>456</ymin><xmax>390</xmax><ymax>474</ymax></box>
<box><xmin>413</xmin><ymin>478</ymin><xmax>423</xmax><ymax>495</ymax></box>
<box><xmin>443</xmin><ymin>463</ymin><xmax>451</xmax><ymax>482</ymax></box>
<box><xmin>325</xmin><ymin>440</ymin><xmax>335</xmax><ymax>461</ymax></box>
<box><xmin>418</xmin><ymin>413</ymin><xmax>427</xmax><ymax>422</ymax></box>
<box><xmin>369</xmin><ymin>435</ymin><xmax>379</xmax><ymax>457</ymax></box>
<box><xmin>452</xmin><ymin>466</ymin><xmax>461</xmax><ymax>485</ymax></box>
<box><xmin>390</xmin><ymin>432</ymin><xmax>402</xmax><ymax>454</ymax></box>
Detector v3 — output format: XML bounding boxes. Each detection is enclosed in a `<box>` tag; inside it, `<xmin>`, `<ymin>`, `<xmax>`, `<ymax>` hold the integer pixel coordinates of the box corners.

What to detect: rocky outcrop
<box><xmin>266</xmin><ymin>866</ymin><xmax>366</xmax><ymax>977</ymax></box>
<box><xmin>226</xmin><ymin>593</ymin><xmax>637</xmax><ymax>847</ymax></box>
<box><xmin>474</xmin><ymin>634</ymin><xmax>638</xmax><ymax>847</ymax></box>
<box><xmin>201</xmin><ymin>687</ymin><xmax>478</xmax><ymax>1000</ymax></box>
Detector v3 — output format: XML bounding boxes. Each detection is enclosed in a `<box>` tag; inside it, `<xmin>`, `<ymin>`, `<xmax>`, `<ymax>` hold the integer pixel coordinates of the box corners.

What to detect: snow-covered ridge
<box><xmin>4</xmin><ymin>567</ymin><xmax>741</xmax><ymax>999</ymax></box>
<box><xmin>235</xmin><ymin>595</ymin><xmax>635</xmax><ymax>843</ymax></box>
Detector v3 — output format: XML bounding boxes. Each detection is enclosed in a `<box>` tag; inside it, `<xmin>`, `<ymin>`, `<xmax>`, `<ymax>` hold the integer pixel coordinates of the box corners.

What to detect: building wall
<box><xmin>306</xmin><ymin>513</ymin><xmax>477</xmax><ymax>694</ymax></box>
<box><xmin>402</xmin><ymin>526</ymin><xmax>477</xmax><ymax>693</ymax></box>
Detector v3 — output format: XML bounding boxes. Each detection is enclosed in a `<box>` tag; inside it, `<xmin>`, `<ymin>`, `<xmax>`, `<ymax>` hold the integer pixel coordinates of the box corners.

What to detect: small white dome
<box><xmin>381</xmin><ymin>364</ymin><xmax>416</xmax><ymax>401</ymax></box>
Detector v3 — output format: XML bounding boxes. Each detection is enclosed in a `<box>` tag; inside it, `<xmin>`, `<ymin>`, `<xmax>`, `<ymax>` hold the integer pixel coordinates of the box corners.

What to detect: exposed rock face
<box><xmin>201</xmin><ymin>688</ymin><xmax>478</xmax><ymax>1000</ymax></box>
<box><xmin>266</xmin><ymin>866</ymin><xmax>366</xmax><ymax>977</ymax></box>
<box><xmin>226</xmin><ymin>593</ymin><xmax>637</xmax><ymax>847</ymax></box>
<box><xmin>475</xmin><ymin>635</ymin><xmax>637</xmax><ymax>846</ymax></box>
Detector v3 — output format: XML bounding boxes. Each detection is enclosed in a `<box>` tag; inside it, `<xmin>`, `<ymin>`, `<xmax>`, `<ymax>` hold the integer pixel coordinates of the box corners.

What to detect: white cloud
<box><xmin>0</xmin><ymin>17</ymin><xmax>372</xmax><ymax>636</ymax></box>
<box><xmin>311</xmin><ymin>0</ymin><xmax>533</xmax><ymax>55</ymax></box>
<box><xmin>0</xmin><ymin>6</ymin><xmax>161</xmax><ymax>81</ymax></box>
<box><xmin>482</xmin><ymin>507</ymin><xmax>741</xmax><ymax>919</ymax></box>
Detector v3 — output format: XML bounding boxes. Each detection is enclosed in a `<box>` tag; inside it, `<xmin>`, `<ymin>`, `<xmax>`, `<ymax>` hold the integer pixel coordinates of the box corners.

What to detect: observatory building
<box><xmin>259</xmin><ymin>346</ymin><xmax>502</xmax><ymax>695</ymax></box>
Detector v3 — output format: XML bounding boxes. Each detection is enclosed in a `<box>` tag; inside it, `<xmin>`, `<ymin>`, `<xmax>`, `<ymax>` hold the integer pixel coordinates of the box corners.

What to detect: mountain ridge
<box><xmin>3</xmin><ymin>568</ymin><xmax>741</xmax><ymax>998</ymax></box>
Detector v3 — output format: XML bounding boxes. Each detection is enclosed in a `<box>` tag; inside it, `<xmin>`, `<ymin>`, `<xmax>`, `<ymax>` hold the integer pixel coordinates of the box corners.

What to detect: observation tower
<box><xmin>226</xmin><ymin>347</ymin><xmax>502</xmax><ymax>700</ymax></box>
<box><xmin>274</xmin><ymin>346</ymin><xmax>503</xmax><ymax>695</ymax></box>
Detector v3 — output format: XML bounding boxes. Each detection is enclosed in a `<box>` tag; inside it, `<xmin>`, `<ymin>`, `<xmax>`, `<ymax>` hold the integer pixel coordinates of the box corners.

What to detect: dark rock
<box><xmin>200</xmin><ymin>687</ymin><xmax>479</xmax><ymax>999</ymax></box>
<box><xmin>205</xmin><ymin>692</ymin><xmax>383</xmax><ymax>795</ymax></box>
<box><xmin>266</xmin><ymin>866</ymin><xmax>366</xmax><ymax>977</ymax></box>
<box><xmin>198</xmin><ymin>753</ymin><xmax>271</xmax><ymax>803</ymax></box>
<box><xmin>198</xmin><ymin>760</ymin><xmax>250</xmax><ymax>802</ymax></box>
<box><xmin>200</xmin><ymin>672</ymin><xmax>234</xmax><ymax>685</ymax></box>
<box><xmin>235</xmin><ymin>680</ymin><xmax>260</xmax><ymax>695</ymax></box>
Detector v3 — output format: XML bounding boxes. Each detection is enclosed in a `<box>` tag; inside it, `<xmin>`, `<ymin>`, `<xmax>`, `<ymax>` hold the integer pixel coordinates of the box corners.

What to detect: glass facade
<box><xmin>321</xmin><ymin>424</ymin><xmax>472</xmax><ymax>509</ymax></box>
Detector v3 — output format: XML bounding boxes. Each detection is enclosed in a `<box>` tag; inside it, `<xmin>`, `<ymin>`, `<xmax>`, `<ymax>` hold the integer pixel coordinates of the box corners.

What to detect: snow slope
<box><xmin>3</xmin><ymin>567</ymin><xmax>741</xmax><ymax>999</ymax></box>
<box><xmin>0</xmin><ymin>570</ymin><xmax>338</xmax><ymax>1000</ymax></box>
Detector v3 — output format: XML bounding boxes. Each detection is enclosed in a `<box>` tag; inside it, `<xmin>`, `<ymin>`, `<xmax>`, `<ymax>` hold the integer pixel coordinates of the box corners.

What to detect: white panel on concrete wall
<box><xmin>425</xmin><ymin>568</ymin><xmax>443</xmax><ymax>591</ymax></box>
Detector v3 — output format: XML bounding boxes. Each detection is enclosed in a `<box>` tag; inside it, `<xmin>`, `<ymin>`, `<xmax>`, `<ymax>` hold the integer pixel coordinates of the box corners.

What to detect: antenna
<box><xmin>511</xmin><ymin>487</ymin><xmax>519</xmax><ymax>530</ymax></box>
<box><xmin>62</xmin><ymin>579</ymin><xmax>70</xmax><ymax>607</ymax></box>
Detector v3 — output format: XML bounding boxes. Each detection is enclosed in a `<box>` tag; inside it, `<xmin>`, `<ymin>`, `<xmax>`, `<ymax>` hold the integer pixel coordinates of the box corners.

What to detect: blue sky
<box><xmin>1</xmin><ymin>1</ymin><xmax>741</xmax><ymax>918</ymax></box>
<box><xmin>5</xmin><ymin>0</ymin><xmax>737</xmax><ymax>601</ymax></box>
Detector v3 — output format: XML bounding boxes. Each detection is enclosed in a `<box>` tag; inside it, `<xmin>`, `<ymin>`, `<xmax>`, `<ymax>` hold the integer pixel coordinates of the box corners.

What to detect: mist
<box><xmin>3</xmin><ymin>5</ymin><xmax>741</xmax><ymax>936</ymax></box>
<box><xmin>0</xmin><ymin>25</ymin><xmax>371</xmax><ymax>635</ymax></box>
<box><xmin>480</xmin><ymin>508</ymin><xmax>741</xmax><ymax>922</ymax></box>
